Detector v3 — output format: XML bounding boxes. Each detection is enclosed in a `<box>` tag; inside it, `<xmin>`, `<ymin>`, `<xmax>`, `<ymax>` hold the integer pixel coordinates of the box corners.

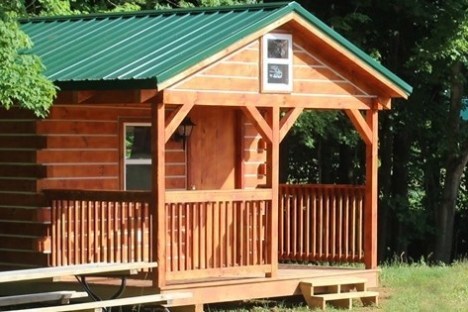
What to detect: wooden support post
<box><xmin>152</xmin><ymin>102</ymin><xmax>166</xmax><ymax>287</ymax></box>
<box><xmin>364</xmin><ymin>107</ymin><xmax>378</xmax><ymax>269</ymax></box>
<box><xmin>266</xmin><ymin>106</ymin><xmax>280</xmax><ymax>277</ymax></box>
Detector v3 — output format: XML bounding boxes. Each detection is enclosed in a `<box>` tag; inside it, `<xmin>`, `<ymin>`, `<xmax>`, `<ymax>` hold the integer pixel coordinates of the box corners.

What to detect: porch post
<box><xmin>267</xmin><ymin>105</ymin><xmax>280</xmax><ymax>277</ymax></box>
<box><xmin>152</xmin><ymin>102</ymin><xmax>166</xmax><ymax>287</ymax></box>
<box><xmin>364</xmin><ymin>106</ymin><xmax>378</xmax><ymax>269</ymax></box>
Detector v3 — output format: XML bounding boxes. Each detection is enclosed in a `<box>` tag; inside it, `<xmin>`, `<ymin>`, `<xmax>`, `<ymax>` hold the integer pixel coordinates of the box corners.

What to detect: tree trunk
<box><xmin>434</xmin><ymin>62</ymin><xmax>468</xmax><ymax>263</ymax></box>
<box><xmin>435</xmin><ymin>151</ymin><xmax>468</xmax><ymax>262</ymax></box>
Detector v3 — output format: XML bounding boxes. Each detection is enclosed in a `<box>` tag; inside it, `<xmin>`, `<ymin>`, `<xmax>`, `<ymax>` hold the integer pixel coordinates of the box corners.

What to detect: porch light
<box><xmin>175</xmin><ymin>117</ymin><xmax>195</xmax><ymax>147</ymax></box>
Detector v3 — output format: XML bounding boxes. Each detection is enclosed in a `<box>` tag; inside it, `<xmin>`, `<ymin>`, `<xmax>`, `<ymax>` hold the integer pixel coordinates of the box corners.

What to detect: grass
<box><xmin>205</xmin><ymin>261</ymin><xmax>468</xmax><ymax>312</ymax></box>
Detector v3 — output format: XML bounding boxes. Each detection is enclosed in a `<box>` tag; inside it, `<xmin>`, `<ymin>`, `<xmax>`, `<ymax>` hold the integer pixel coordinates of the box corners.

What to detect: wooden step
<box><xmin>309</xmin><ymin>291</ymin><xmax>379</xmax><ymax>310</ymax></box>
<box><xmin>300</xmin><ymin>277</ymin><xmax>367</xmax><ymax>295</ymax></box>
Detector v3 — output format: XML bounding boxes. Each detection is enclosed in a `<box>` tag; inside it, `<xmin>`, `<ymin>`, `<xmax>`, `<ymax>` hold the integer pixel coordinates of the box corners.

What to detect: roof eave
<box><xmin>56</xmin><ymin>78</ymin><xmax>158</xmax><ymax>91</ymax></box>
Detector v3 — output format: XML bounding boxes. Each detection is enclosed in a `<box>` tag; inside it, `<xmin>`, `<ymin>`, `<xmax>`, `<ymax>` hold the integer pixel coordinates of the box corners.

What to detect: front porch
<box><xmin>44</xmin><ymin>183</ymin><xmax>368</xmax><ymax>289</ymax></box>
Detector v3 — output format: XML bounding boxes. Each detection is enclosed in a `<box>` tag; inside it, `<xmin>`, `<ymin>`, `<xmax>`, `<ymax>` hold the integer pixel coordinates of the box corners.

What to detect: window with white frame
<box><xmin>124</xmin><ymin>123</ymin><xmax>151</xmax><ymax>190</ymax></box>
<box><xmin>262</xmin><ymin>33</ymin><xmax>293</xmax><ymax>92</ymax></box>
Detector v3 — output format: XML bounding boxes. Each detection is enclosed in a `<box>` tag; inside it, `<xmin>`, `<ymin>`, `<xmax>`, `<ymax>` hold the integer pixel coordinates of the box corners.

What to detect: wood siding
<box><xmin>0</xmin><ymin>108</ymin><xmax>47</xmax><ymax>270</ymax></box>
<box><xmin>169</xmin><ymin>36</ymin><xmax>375</xmax><ymax>103</ymax></box>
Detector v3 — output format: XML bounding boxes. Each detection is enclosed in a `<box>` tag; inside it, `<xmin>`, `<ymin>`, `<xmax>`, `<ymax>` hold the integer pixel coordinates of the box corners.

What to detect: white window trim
<box><xmin>123</xmin><ymin>122</ymin><xmax>151</xmax><ymax>190</ymax></box>
<box><xmin>261</xmin><ymin>33</ymin><xmax>293</xmax><ymax>92</ymax></box>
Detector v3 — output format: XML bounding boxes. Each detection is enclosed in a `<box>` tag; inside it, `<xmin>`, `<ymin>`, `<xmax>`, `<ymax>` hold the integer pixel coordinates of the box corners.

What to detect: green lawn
<box><xmin>207</xmin><ymin>261</ymin><xmax>468</xmax><ymax>312</ymax></box>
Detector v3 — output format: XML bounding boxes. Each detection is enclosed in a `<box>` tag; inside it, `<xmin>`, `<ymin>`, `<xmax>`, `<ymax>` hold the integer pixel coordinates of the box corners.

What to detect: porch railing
<box><xmin>164</xmin><ymin>189</ymin><xmax>273</xmax><ymax>280</ymax></box>
<box><xmin>45</xmin><ymin>190</ymin><xmax>152</xmax><ymax>266</ymax></box>
<box><xmin>278</xmin><ymin>184</ymin><xmax>365</xmax><ymax>263</ymax></box>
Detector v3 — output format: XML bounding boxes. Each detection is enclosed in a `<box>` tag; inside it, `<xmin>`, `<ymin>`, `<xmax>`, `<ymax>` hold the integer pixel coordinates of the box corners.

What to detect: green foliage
<box><xmin>0</xmin><ymin>3</ymin><xmax>56</xmax><ymax>117</ymax></box>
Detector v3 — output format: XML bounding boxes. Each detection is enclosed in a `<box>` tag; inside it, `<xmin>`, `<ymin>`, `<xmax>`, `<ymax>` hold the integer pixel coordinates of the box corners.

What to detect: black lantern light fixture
<box><xmin>175</xmin><ymin>117</ymin><xmax>195</xmax><ymax>148</ymax></box>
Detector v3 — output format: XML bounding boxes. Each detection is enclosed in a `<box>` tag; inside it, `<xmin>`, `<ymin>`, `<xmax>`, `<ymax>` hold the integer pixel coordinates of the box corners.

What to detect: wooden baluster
<box><xmin>331</xmin><ymin>189</ymin><xmax>336</xmax><ymax>261</ymax></box>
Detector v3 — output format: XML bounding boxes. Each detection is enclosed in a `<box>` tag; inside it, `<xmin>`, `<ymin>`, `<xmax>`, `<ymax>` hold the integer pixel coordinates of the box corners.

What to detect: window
<box><xmin>261</xmin><ymin>33</ymin><xmax>293</xmax><ymax>92</ymax></box>
<box><xmin>124</xmin><ymin>123</ymin><xmax>151</xmax><ymax>190</ymax></box>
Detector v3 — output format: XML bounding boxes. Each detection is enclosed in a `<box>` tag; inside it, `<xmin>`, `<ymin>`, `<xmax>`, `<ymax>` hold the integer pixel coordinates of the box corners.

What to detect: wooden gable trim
<box><xmin>289</xmin><ymin>13</ymin><xmax>408</xmax><ymax>99</ymax></box>
<box><xmin>344</xmin><ymin>109</ymin><xmax>372</xmax><ymax>145</ymax></box>
<box><xmin>158</xmin><ymin>13</ymin><xmax>295</xmax><ymax>91</ymax></box>
<box><xmin>279</xmin><ymin>107</ymin><xmax>303</xmax><ymax>142</ymax></box>
<box><xmin>241</xmin><ymin>105</ymin><xmax>273</xmax><ymax>143</ymax></box>
<box><xmin>164</xmin><ymin>102</ymin><xmax>195</xmax><ymax>143</ymax></box>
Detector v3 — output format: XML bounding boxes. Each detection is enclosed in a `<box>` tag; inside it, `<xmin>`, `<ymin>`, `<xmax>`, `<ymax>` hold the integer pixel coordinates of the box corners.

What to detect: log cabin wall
<box><xmin>37</xmin><ymin>103</ymin><xmax>186</xmax><ymax>191</ymax></box>
<box><xmin>0</xmin><ymin>108</ymin><xmax>49</xmax><ymax>270</ymax></box>
<box><xmin>0</xmin><ymin>96</ymin><xmax>189</xmax><ymax>269</ymax></box>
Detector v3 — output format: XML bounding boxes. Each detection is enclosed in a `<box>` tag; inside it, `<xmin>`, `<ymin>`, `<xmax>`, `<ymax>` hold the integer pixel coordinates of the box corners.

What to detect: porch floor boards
<box><xmin>0</xmin><ymin>266</ymin><xmax>378</xmax><ymax>309</ymax></box>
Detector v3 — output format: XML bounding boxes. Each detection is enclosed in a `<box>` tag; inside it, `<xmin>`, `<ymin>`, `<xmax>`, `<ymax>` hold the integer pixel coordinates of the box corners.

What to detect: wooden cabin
<box><xmin>0</xmin><ymin>2</ymin><xmax>411</xmax><ymax>310</ymax></box>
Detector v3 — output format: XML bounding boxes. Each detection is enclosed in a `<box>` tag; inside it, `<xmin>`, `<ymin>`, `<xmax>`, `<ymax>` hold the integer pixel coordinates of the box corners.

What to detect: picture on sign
<box><xmin>267</xmin><ymin>39</ymin><xmax>289</xmax><ymax>59</ymax></box>
<box><xmin>267</xmin><ymin>63</ymin><xmax>289</xmax><ymax>84</ymax></box>
<box><xmin>262</xmin><ymin>33</ymin><xmax>293</xmax><ymax>92</ymax></box>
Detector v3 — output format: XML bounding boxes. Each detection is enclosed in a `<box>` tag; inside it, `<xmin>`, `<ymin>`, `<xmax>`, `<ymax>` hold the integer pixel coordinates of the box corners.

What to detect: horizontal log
<box><xmin>225</xmin><ymin>49</ymin><xmax>258</xmax><ymax>63</ymax></box>
<box><xmin>0</xmin><ymin>222</ymin><xmax>48</xmax><ymax>237</ymax></box>
<box><xmin>0</xmin><ymin>164</ymin><xmax>46</xmax><ymax>178</ymax></box>
<box><xmin>0</xmin><ymin>121</ymin><xmax>36</xmax><ymax>134</ymax></box>
<box><xmin>0</xmin><ymin>235</ymin><xmax>49</xmax><ymax>253</ymax></box>
<box><xmin>0</xmin><ymin>193</ymin><xmax>46</xmax><ymax>208</ymax></box>
<box><xmin>0</xmin><ymin>250</ymin><xmax>49</xmax><ymax>266</ymax></box>
<box><xmin>45</xmin><ymin>135</ymin><xmax>118</xmax><ymax>149</ymax></box>
<box><xmin>45</xmin><ymin>164</ymin><xmax>118</xmax><ymax>178</ymax></box>
<box><xmin>293</xmin><ymin>80</ymin><xmax>366</xmax><ymax>96</ymax></box>
<box><xmin>38</xmin><ymin>178</ymin><xmax>119</xmax><ymax>190</ymax></box>
<box><xmin>165</xmin><ymin>189</ymin><xmax>272</xmax><ymax>203</ymax></box>
<box><xmin>0</xmin><ymin>135</ymin><xmax>46</xmax><ymax>149</ymax></box>
<box><xmin>0</xmin><ymin>108</ymin><xmax>36</xmax><ymax>119</ymax></box>
<box><xmin>36</xmin><ymin>120</ymin><xmax>117</xmax><ymax>135</ymax></box>
<box><xmin>0</xmin><ymin>178</ymin><xmax>37</xmax><ymax>192</ymax></box>
<box><xmin>44</xmin><ymin>189</ymin><xmax>151</xmax><ymax>202</ymax></box>
<box><xmin>203</xmin><ymin>62</ymin><xmax>259</xmax><ymax>77</ymax></box>
<box><xmin>0</xmin><ymin>150</ymin><xmax>37</xmax><ymax>163</ymax></box>
<box><xmin>47</xmin><ymin>104</ymin><xmax>150</xmax><ymax>120</ymax></box>
<box><xmin>37</xmin><ymin>150</ymin><xmax>118</xmax><ymax>163</ymax></box>
<box><xmin>0</xmin><ymin>207</ymin><xmax>50</xmax><ymax>223</ymax></box>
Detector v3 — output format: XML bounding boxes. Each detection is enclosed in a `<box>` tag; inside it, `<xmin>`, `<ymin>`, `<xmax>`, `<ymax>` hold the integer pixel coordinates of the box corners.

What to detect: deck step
<box><xmin>309</xmin><ymin>291</ymin><xmax>379</xmax><ymax>310</ymax></box>
<box><xmin>300</xmin><ymin>277</ymin><xmax>378</xmax><ymax>310</ymax></box>
<box><xmin>300</xmin><ymin>277</ymin><xmax>367</xmax><ymax>295</ymax></box>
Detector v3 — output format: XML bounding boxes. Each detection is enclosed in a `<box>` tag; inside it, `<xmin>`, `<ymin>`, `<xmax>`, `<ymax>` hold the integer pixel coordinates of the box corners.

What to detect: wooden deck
<box><xmin>0</xmin><ymin>265</ymin><xmax>377</xmax><ymax>310</ymax></box>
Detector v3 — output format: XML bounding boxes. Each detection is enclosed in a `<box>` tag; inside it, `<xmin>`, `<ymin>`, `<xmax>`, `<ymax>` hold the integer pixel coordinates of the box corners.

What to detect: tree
<box><xmin>412</xmin><ymin>0</ymin><xmax>468</xmax><ymax>263</ymax></box>
<box><xmin>0</xmin><ymin>1</ymin><xmax>56</xmax><ymax>117</ymax></box>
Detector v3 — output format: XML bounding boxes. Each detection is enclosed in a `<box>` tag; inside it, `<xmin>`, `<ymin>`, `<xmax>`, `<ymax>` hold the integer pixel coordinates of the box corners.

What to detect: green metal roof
<box><xmin>20</xmin><ymin>2</ymin><xmax>412</xmax><ymax>95</ymax></box>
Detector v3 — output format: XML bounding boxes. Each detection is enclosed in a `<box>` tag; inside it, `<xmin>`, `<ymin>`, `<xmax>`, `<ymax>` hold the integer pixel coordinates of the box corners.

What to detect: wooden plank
<box><xmin>0</xmin><ymin>164</ymin><xmax>46</xmax><ymax>178</ymax></box>
<box><xmin>279</xmin><ymin>107</ymin><xmax>303</xmax><ymax>142</ymax></box>
<box><xmin>241</xmin><ymin>106</ymin><xmax>272</xmax><ymax>144</ymax></box>
<box><xmin>163</xmin><ymin>90</ymin><xmax>373</xmax><ymax>110</ymax></box>
<box><xmin>164</xmin><ymin>102</ymin><xmax>195</xmax><ymax>143</ymax></box>
<box><xmin>344</xmin><ymin>109</ymin><xmax>372</xmax><ymax>145</ymax></box>
<box><xmin>37</xmin><ymin>150</ymin><xmax>118</xmax><ymax>163</ymax></box>
<box><xmin>8</xmin><ymin>293</ymin><xmax>192</xmax><ymax>312</ymax></box>
<box><xmin>268</xmin><ymin>105</ymin><xmax>280</xmax><ymax>277</ymax></box>
<box><xmin>36</xmin><ymin>120</ymin><xmax>117</xmax><ymax>135</ymax></box>
<box><xmin>0</xmin><ymin>291</ymin><xmax>88</xmax><ymax>307</ymax></box>
<box><xmin>175</xmin><ymin>76</ymin><xmax>259</xmax><ymax>92</ymax></box>
<box><xmin>293</xmin><ymin>80</ymin><xmax>366</xmax><ymax>96</ymax></box>
<box><xmin>0</xmin><ymin>150</ymin><xmax>36</xmax><ymax>163</ymax></box>
<box><xmin>0</xmin><ymin>262</ymin><xmax>158</xmax><ymax>283</ymax></box>
<box><xmin>153</xmin><ymin>102</ymin><xmax>166</xmax><ymax>287</ymax></box>
<box><xmin>0</xmin><ymin>207</ymin><xmax>50</xmax><ymax>223</ymax></box>
<box><xmin>165</xmin><ymin>189</ymin><xmax>272</xmax><ymax>204</ymax></box>
<box><xmin>0</xmin><ymin>135</ymin><xmax>46</xmax><ymax>149</ymax></box>
<box><xmin>364</xmin><ymin>107</ymin><xmax>378</xmax><ymax>269</ymax></box>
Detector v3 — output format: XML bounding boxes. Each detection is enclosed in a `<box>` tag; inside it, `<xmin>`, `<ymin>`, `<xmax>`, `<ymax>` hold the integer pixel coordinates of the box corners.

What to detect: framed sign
<box><xmin>262</xmin><ymin>33</ymin><xmax>293</xmax><ymax>92</ymax></box>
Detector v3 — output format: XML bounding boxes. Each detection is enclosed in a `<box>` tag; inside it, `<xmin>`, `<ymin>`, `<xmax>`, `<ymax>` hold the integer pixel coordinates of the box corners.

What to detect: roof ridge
<box><xmin>19</xmin><ymin>1</ymin><xmax>293</xmax><ymax>23</ymax></box>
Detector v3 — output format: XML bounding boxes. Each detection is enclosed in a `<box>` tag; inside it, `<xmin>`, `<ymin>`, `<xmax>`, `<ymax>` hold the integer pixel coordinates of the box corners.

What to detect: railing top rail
<box><xmin>166</xmin><ymin>188</ymin><xmax>273</xmax><ymax>204</ymax></box>
<box><xmin>279</xmin><ymin>184</ymin><xmax>365</xmax><ymax>191</ymax></box>
<box><xmin>43</xmin><ymin>189</ymin><xmax>152</xmax><ymax>202</ymax></box>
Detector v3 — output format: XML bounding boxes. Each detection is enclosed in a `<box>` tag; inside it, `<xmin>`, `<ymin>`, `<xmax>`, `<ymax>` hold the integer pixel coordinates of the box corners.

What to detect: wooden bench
<box><xmin>0</xmin><ymin>262</ymin><xmax>158</xmax><ymax>284</ymax></box>
<box><xmin>8</xmin><ymin>292</ymin><xmax>192</xmax><ymax>312</ymax></box>
<box><xmin>0</xmin><ymin>291</ymin><xmax>88</xmax><ymax>307</ymax></box>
